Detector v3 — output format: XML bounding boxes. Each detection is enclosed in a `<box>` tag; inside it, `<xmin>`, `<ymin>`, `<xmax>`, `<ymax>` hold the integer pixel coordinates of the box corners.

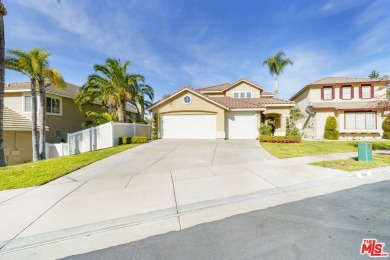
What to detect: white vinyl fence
<box><xmin>46</xmin><ymin>122</ymin><xmax>151</xmax><ymax>159</ymax></box>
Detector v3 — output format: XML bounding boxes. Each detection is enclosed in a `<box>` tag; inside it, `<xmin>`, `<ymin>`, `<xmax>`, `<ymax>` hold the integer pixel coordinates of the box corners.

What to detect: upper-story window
<box><xmin>234</xmin><ymin>91</ymin><xmax>252</xmax><ymax>98</ymax></box>
<box><xmin>322</xmin><ymin>87</ymin><xmax>333</xmax><ymax>100</ymax></box>
<box><xmin>341</xmin><ymin>86</ymin><xmax>352</xmax><ymax>100</ymax></box>
<box><xmin>361</xmin><ymin>85</ymin><xmax>373</xmax><ymax>99</ymax></box>
<box><xmin>46</xmin><ymin>97</ymin><xmax>61</xmax><ymax>114</ymax></box>
<box><xmin>24</xmin><ymin>96</ymin><xmax>32</xmax><ymax>112</ymax></box>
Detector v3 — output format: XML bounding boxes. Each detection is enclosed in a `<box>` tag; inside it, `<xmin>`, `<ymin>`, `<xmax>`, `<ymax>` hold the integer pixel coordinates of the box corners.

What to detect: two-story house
<box><xmin>149</xmin><ymin>78</ymin><xmax>295</xmax><ymax>139</ymax></box>
<box><xmin>290</xmin><ymin>77</ymin><xmax>390</xmax><ymax>139</ymax></box>
<box><xmin>4</xmin><ymin>82</ymin><xmax>137</xmax><ymax>165</ymax></box>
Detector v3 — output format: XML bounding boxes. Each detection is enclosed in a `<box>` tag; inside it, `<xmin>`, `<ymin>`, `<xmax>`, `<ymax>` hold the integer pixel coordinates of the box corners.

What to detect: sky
<box><xmin>4</xmin><ymin>0</ymin><xmax>390</xmax><ymax>101</ymax></box>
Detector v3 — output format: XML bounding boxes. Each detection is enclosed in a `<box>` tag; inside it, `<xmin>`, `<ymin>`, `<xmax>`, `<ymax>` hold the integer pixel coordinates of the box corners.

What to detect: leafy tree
<box><xmin>6</xmin><ymin>48</ymin><xmax>65</xmax><ymax>160</ymax></box>
<box><xmin>130</xmin><ymin>80</ymin><xmax>154</xmax><ymax>121</ymax></box>
<box><xmin>82</xmin><ymin>111</ymin><xmax>118</xmax><ymax>127</ymax></box>
<box><xmin>289</xmin><ymin>107</ymin><xmax>304</xmax><ymax>127</ymax></box>
<box><xmin>0</xmin><ymin>1</ymin><xmax>5</xmax><ymax>166</ymax></box>
<box><xmin>263</xmin><ymin>51</ymin><xmax>293</xmax><ymax>97</ymax></box>
<box><xmin>369</xmin><ymin>70</ymin><xmax>380</xmax><ymax>79</ymax></box>
<box><xmin>76</xmin><ymin>58</ymin><xmax>145</xmax><ymax>123</ymax></box>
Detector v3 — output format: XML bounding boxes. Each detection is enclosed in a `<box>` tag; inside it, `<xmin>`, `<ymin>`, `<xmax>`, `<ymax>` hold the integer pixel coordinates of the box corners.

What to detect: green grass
<box><xmin>310</xmin><ymin>155</ymin><xmax>390</xmax><ymax>172</ymax></box>
<box><xmin>260</xmin><ymin>141</ymin><xmax>359</xmax><ymax>158</ymax></box>
<box><xmin>0</xmin><ymin>144</ymin><xmax>141</xmax><ymax>191</ymax></box>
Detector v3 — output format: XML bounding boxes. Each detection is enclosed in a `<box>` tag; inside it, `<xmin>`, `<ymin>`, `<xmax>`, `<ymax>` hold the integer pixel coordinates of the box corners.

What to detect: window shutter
<box><xmin>351</xmin><ymin>87</ymin><xmax>354</xmax><ymax>99</ymax></box>
<box><xmin>321</xmin><ymin>88</ymin><xmax>324</xmax><ymax>100</ymax></box>
<box><xmin>339</xmin><ymin>87</ymin><xmax>343</xmax><ymax>99</ymax></box>
<box><xmin>332</xmin><ymin>87</ymin><xmax>335</xmax><ymax>100</ymax></box>
<box><xmin>371</xmin><ymin>85</ymin><xmax>374</xmax><ymax>98</ymax></box>
<box><xmin>359</xmin><ymin>86</ymin><xmax>362</xmax><ymax>98</ymax></box>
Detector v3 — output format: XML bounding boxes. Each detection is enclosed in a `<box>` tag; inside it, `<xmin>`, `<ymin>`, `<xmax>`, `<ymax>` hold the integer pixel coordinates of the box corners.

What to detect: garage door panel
<box><xmin>227</xmin><ymin>112</ymin><xmax>257</xmax><ymax>139</ymax></box>
<box><xmin>162</xmin><ymin>115</ymin><xmax>216</xmax><ymax>139</ymax></box>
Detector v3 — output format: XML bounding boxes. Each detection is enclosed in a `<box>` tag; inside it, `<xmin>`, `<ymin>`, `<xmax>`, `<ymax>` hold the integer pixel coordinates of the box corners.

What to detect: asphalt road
<box><xmin>65</xmin><ymin>180</ymin><xmax>390</xmax><ymax>260</ymax></box>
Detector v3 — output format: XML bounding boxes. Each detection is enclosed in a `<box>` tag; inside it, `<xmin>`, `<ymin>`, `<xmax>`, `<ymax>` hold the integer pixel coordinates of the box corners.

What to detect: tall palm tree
<box><xmin>131</xmin><ymin>80</ymin><xmax>154</xmax><ymax>121</ymax></box>
<box><xmin>263</xmin><ymin>51</ymin><xmax>293</xmax><ymax>97</ymax></box>
<box><xmin>76</xmin><ymin>58</ymin><xmax>144</xmax><ymax>123</ymax></box>
<box><xmin>0</xmin><ymin>1</ymin><xmax>6</xmax><ymax>166</ymax></box>
<box><xmin>5</xmin><ymin>48</ymin><xmax>65</xmax><ymax>160</ymax></box>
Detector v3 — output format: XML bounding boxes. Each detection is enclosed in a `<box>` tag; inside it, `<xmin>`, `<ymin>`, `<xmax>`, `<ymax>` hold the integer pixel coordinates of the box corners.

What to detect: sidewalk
<box><xmin>0</xmin><ymin>151</ymin><xmax>389</xmax><ymax>259</ymax></box>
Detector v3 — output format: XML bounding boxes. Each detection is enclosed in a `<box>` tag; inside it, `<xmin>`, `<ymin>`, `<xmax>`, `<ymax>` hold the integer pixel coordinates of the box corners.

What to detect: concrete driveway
<box><xmin>63</xmin><ymin>139</ymin><xmax>276</xmax><ymax>181</ymax></box>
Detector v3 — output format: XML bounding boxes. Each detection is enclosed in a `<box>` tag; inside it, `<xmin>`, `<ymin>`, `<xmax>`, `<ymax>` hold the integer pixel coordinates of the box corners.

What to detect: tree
<box><xmin>0</xmin><ymin>1</ymin><xmax>6</xmax><ymax>166</ymax></box>
<box><xmin>324</xmin><ymin>116</ymin><xmax>339</xmax><ymax>140</ymax></box>
<box><xmin>369</xmin><ymin>70</ymin><xmax>380</xmax><ymax>79</ymax></box>
<box><xmin>130</xmin><ymin>80</ymin><xmax>154</xmax><ymax>121</ymax></box>
<box><xmin>263</xmin><ymin>51</ymin><xmax>293</xmax><ymax>97</ymax></box>
<box><xmin>76</xmin><ymin>58</ymin><xmax>145</xmax><ymax>123</ymax></box>
<box><xmin>5</xmin><ymin>48</ymin><xmax>65</xmax><ymax>160</ymax></box>
<box><xmin>289</xmin><ymin>107</ymin><xmax>304</xmax><ymax>127</ymax></box>
<box><xmin>82</xmin><ymin>111</ymin><xmax>118</xmax><ymax>127</ymax></box>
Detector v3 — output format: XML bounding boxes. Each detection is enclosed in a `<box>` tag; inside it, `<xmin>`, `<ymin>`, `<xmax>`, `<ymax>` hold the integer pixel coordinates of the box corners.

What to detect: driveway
<box><xmin>63</xmin><ymin>139</ymin><xmax>276</xmax><ymax>181</ymax></box>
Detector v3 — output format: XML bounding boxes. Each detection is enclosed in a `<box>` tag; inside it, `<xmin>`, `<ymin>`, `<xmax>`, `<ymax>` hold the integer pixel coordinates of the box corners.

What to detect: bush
<box><xmin>259</xmin><ymin>124</ymin><xmax>273</xmax><ymax>135</ymax></box>
<box><xmin>382</xmin><ymin>117</ymin><xmax>390</xmax><ymax>132</ymax></box>
<box><xmin>259</xmin><ymin>135</ymin><xmax>301</xmax><ymax>143</ymax></box>
<box><xmin>383</xmin><ymin>132</ymin><xmax>390</xmax><ymax>140</ymax></box>
<box><xmin>372</xmin><ymin>142</ymin><xmax>390</xmax><ymax>150</ymax></box>
<box><xmin>324</xmin><ymin>116</ymin><xmax>339</xmax><ymax>140</ymax></box>
<box><xmin>152</xmin><ymin>113</ymin><xmax>158</xmax><ymax>140</ymax></box>
<box><xmin>324</xmin><ymin>130</ymin><xmax>339</xmax><ymax>140</ymax></box>
<box><xmin>286</xmin><ymin>126</ymin><xmax>301</xmax><ymax>137</ymax></box>
<box><xmin>119</xmin><ymin>136</ymin><xmax>148</xmax><ymax>144</ymax></box>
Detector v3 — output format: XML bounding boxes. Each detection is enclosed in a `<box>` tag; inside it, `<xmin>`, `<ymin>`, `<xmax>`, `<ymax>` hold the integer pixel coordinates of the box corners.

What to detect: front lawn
<box><xmin>310</xmin><ymin>155</ymin><xmax>390</xmax><ymax>172</ymax></box>
<box><xmin>260</xmin><ymin>141</ymin><xmax>359</xmax><ymax>158</ymax></box>
<box><xmin>0</xmin><ymin>144</ymin><xmax>141</xmax><ymax>191</ymax></box>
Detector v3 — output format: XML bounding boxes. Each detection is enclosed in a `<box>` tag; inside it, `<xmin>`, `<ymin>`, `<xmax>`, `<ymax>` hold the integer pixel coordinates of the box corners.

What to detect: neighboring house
<box><xmin>4</xmin><ymin>82</ymin><xmax>138</xmax><ymax>165</ymax></box>
<box><xmin>290</xmin><ymin>77</ymin><xmax>390</xmax><ymax>139</ymax></box>
<box><xmin>149</xmin><ymin>78</ymin><xmax>295</xmax><ymax>139</ymax></box>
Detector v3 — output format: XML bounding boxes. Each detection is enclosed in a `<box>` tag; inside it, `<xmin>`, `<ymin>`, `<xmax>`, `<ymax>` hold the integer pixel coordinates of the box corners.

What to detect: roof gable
<box><xmin>198</xmin><ymin>78</ymin><xmax>265</xmax><ymax>93</ymax></box>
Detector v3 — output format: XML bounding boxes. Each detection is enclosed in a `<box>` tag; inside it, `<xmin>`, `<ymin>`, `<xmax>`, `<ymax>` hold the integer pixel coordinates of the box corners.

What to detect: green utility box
<box><xmin>358</xmin><ymin>142</ymin><xmax>373</xmax><ymax>162</ymax></box>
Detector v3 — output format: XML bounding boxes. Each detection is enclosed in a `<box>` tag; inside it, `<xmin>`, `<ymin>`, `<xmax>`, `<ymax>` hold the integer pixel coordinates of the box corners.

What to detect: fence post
<box><xmin>45</xmin><ymin>143</ymin><xmax>49</xmax><ymax>159</ymax></box>
<box><xmin>111</xmin><ymin>121</ymin><xmax>115</xmax><ymax>146</ymax></box>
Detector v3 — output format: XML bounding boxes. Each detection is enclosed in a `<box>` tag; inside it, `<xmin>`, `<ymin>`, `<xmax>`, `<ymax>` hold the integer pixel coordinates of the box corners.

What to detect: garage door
<box><xmin>227</xmin><ymin>112</ymin><xmax>257</xmax><ymax>139</ymax></box>
<box><xmin>161</xmin><ymin>114</ymin><xmax>217</xmax><ymax>139</ymax></box>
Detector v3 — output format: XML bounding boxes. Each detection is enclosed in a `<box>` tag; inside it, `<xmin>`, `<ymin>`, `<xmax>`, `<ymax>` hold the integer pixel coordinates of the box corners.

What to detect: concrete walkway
<box><xmin>0</xmin><ymin>140</ymin><xmax>389</xmax><ymax>259</ymax></box>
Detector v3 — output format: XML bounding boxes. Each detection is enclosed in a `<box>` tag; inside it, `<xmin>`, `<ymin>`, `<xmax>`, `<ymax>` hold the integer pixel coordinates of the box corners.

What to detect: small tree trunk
<box><xmin>0</xmin><ymin>1</ymin><xmax>6</xmax><ymax>167</ymax></box>
<box><xmin>39</xmin><ymin>82</ymin><xmax>46</xmax><ymax>159</ymax></box>
<box><xmin>274</xmin><ymin>76</ymin><xmax>279</xmax><ymax>98</ymax></box>
<box><xmin>117</xmin><ymin>101</ymin><xmax>125</xmax><ymax>123</ymax></box>
<box><xmin>31</xmin><ymin>80</ymin><xmax>39</xmax><ymax>161</ymax></box>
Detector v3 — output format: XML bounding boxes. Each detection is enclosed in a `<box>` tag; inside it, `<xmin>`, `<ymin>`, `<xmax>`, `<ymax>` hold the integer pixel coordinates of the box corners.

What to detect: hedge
<box><xmin>119</xmin><ymin>136</ymin><xmax>149</xmax><ymax>144</ymax></box>
<box><xmin>372</xmin><ymin>142</ymin><xmax>390</xmax><ymax>150</ymax></box>
<box><xmin>259</xmin><ymin>135</ymin><xmax>301</xmax><ymax>143</ymax></box>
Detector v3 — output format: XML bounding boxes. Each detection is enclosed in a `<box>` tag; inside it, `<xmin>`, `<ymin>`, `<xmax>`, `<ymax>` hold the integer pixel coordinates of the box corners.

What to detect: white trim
<box><xmin>233</xmin><ymin>91</ymin><xmax>252</xmax><ymax>99</ymax></box>
<box><xmin>22</xmin><ymin>93</ymin><xmax>40</xmax><ymax>114</ymax></box>
<box><xmin>46</xmin><ymin>95</ymin><xmax>63</xmax><ymax>116</ymax></box>
<box><xmin>5</xmin><ymin>89</ymin><xmax>30</xmax><ymax>93</ymax></box>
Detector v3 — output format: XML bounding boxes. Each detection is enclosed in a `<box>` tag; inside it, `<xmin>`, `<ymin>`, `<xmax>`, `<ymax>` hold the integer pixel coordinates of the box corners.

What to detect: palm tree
<box><xmin>0</xmin><ymin>1</ymin><xmax>6</xmax><ymax>166</ymax></box>
<box><xmin>76</xmin><ymin>58</ymin><xmax>144</xmax><ymax>123</ymax></box>
<box><xmin>131</xmin><ymin>80</ymin><xmax>154</xmax><ymax>121</ymax></box>
<box><xmin>263</xmin><ymin>51</ymin><xmax>293</xmax><ymax>97</ymax></box>
<box><xmin>82</xmin><ymin>111</ymin><xmax>118</xmax><ymax>127</ymax></box>
<box><xmin>5</xmin><ymin>48</ymin><xmax>65</xmax><ymax>160</ymax></box>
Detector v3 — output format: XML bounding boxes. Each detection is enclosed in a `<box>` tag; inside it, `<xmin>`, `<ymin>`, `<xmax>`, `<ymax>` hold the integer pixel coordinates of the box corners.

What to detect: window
<box><xmin>323</xmin><ymin>87</ymin><xmax>333</xmax><ymax>100</ymax></box>
<box><xmin>233</xmin><ymin>91</ymin><xmax>252</xmax><ymax>98</ymax></box>
<box><xmin>361</xmin><ymin>85</ymin><xmax>372</xmax><ymax>99</ymax></box>
<box><xmin>183</xmin><ymin>95</ymin><xmax>192</xmax><ymax>104</ymax></box>
<box><xmin>46</xmin><ymin>97</ymin><xmax>61</xmax><ymax>114</ymax></box>
<box><xmin>24</xmin><ymin>96</ymin><xmax>32</xmax><ymax>112</ymax></box>
<box><xmin>345</xmin><ymin>112</ymin><xmax>376</xmax><ymax>130</ymax></box>
<box><xmin>342</xmin><ymin>86</ymin><xmax>352</xmax><ymax>99</ymax></box>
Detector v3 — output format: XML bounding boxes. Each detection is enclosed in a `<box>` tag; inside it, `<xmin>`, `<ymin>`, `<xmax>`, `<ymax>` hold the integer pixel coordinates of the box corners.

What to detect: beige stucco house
<box><xmin>149</xmin><ymin>78</ymin><xmax>295</xmax><ymax>139</ymax></box>
<box><xmin>290</xmin><ymin>77</ymin><xmax>390</xmax><ymax>139</ymax></box>
<box><xmin>4</xmin><ymin>82</ymin><xmax>137</xmax><ymax>165</ymax></box>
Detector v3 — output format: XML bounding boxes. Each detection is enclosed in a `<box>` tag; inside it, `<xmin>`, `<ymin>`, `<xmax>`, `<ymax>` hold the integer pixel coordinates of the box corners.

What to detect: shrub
<box><xmin>383</xmin><ymin>132</ymin><xmax>390</xmax><ymax>140</ymax></box>
<box><xmin>382</xmin><ymin>117</ymin><xmax>390</xmax><ymax>132</ymax></box>
<box><xmin>259</xmin><ymin>124</ymin><xmax>273</xmax><ymax>135</ymax></box>
<box><xmin>259</xmin><ymin>135</ymin><xmax>301</xmax><ymax>143</ymax></box>
<box><xmin>130</xmin><ymin>136</ymin><xmax>148</xmax><ymax>143</ymax></box>
<box><xmin>324</xmin><ymin>116</ymin><xmax>339</xmax><ymax>140</ymax></box>
<box><xmin>119</xmin><ymin>136</ymin><xmax>148</xmax><ymax>144</ymax></box>
<box><xmin>286</xmin><ymin>126</ymin><xmax>301</xmax><ymax>137</ymax></box>
<box><xmin>152</xmin><ymin>113</ymin><xmax>158</xmax><ymax>140</ymax></box>
<box><xmin>372</xmin><ymin>142</ymin><xmax>390</xmax><ymax>150</ymax></box>
<box><xmin>324</xmin><ymin>130</ymin><xmax>339</xmax><ymax>140</ymax></box>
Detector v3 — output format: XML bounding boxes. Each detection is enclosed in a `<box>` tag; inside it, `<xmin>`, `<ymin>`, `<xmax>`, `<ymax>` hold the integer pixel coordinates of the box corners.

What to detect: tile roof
<box><xmin>241</xmin><ymin>97</ymin><xmax>295</xmax><ymax>106</ymax></box>
<box><xmin>208</xmin><ymin>97</ymin><xmax>294</xmax><ymax>109</ymax></box>
<box><xmin>309</xmin><ymin>77</ymin><xmax>384</xmax><ymax>85</ymax></box>
<box><xmin>198</xmin><ymin>83</ymin><xmax>231</xmax><ymax>92</ymax></box>
<box><xmin>5</xmin><ymin>82</ymin><xmax>80</xmax><ymax>98</ymax></box>
<box><xmin>4</xmin><ymin>106</ymin><xmax>48</xmax><ymax>131</ymax></box>
<box><xmin>261</xmin><ymin>91</ymin><xmax>274</xmax><ymax>96</ymax></box>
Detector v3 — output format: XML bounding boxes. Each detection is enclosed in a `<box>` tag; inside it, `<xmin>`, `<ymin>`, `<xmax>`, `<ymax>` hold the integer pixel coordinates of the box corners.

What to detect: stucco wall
<box><xmin>4</xmin><ymin>131</ymin><xmax>33</xmax><ymax>165</ymax></box>
<box><xmin>225</xmin><ymin>82</ymin><xmax>261</xmax><ymax>98</ymax></box>
<box><xmin>151</xmin><ymin>90</ymin><xmax>226</xmax><ymax>138</ymax></box>
<box><xmin>4</xmin><ymin>92</ymin><xmax>25</xmax><ymax>114</ymax></box>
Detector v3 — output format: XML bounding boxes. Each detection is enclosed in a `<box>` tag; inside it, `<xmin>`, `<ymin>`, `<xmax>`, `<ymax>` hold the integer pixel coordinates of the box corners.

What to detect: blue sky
<box><xmin>4</xmin><ymin>0</ymin><xmax>390</xmax><ymax>101</ymax></box>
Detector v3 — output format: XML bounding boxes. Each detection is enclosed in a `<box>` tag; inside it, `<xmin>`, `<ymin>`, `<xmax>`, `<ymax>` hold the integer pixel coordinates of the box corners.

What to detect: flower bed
<box><xmin>259</xmin><ymin>135</ymin><xmax>301</xmax><ymax>143</ymax></box>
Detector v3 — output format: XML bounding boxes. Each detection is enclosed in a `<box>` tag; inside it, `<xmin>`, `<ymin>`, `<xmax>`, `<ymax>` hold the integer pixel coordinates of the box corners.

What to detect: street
<box><xmin>66</xmin><ymin>180</ymin><xmax>390</xmax><ymax>260</ymax></box>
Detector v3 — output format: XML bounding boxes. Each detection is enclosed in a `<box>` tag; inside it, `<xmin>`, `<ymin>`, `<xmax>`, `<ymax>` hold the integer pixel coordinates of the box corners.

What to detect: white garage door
<box><xmin>227</xmin><ymin>112</ymin><xmax>257</xmax><ymax>139</ymax></box>
<box><xmin>161</xmin><ymin>114</ymin><xmax>217</xmax><ymax>139</ymax></box>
